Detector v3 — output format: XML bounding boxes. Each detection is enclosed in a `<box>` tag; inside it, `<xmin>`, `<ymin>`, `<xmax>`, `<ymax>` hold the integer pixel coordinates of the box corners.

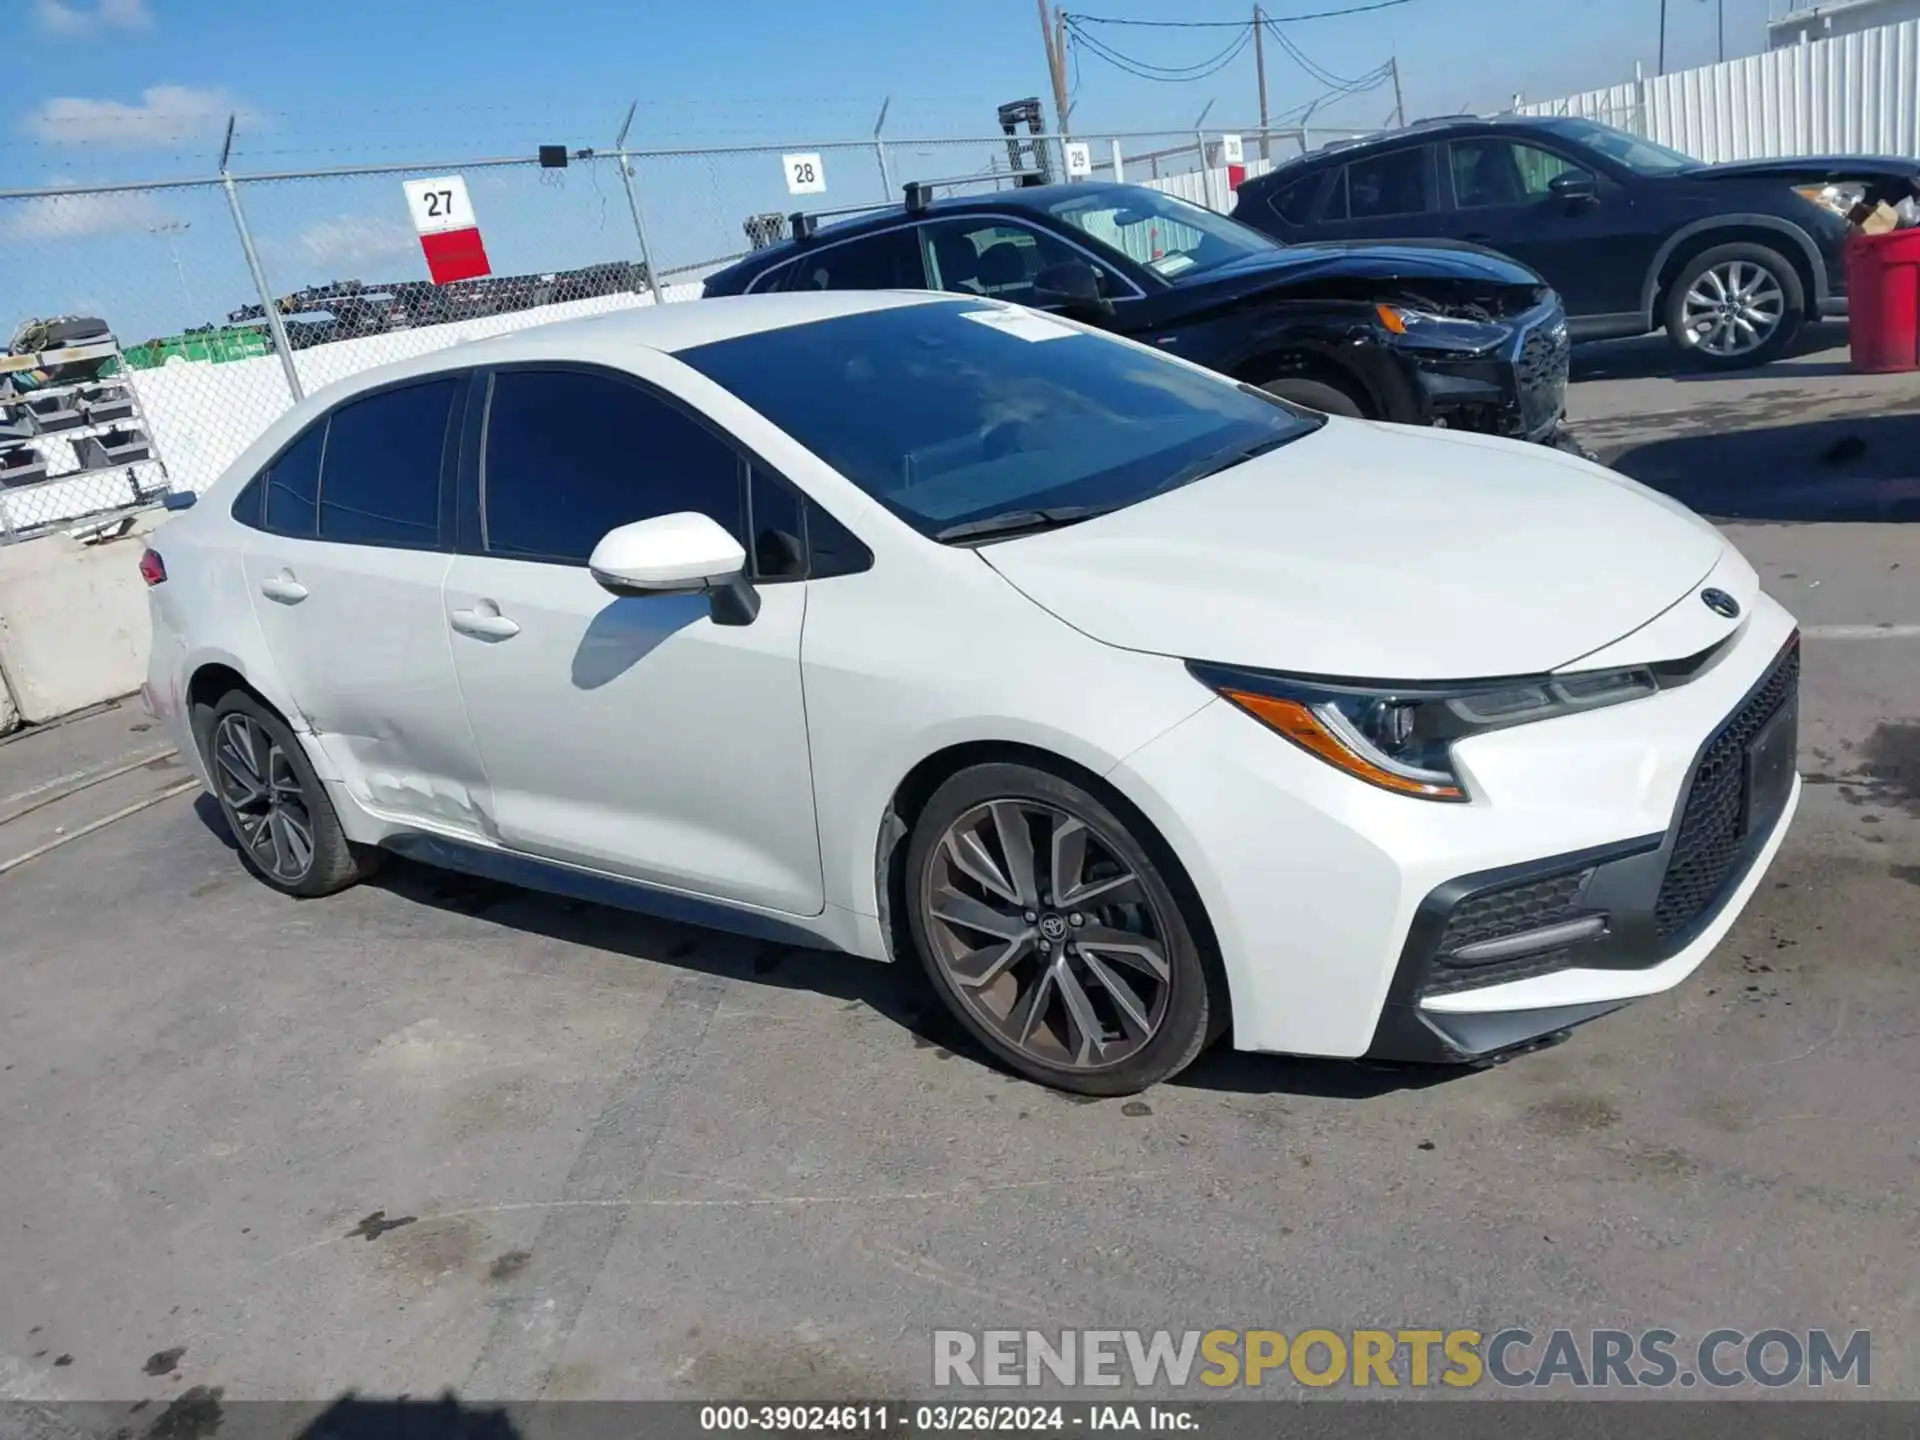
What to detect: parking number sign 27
<box><xmin>783</xmin><ymin>153</ymin><xmax>827</xmax><ymax>195</ymax></box>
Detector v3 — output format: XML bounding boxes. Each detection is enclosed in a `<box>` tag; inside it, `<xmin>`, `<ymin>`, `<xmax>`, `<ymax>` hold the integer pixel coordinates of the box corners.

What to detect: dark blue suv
<box><xmin>1233</xmin><ymin>115</ymin><xmax>1920</xmax><ymax>367</ymax></box>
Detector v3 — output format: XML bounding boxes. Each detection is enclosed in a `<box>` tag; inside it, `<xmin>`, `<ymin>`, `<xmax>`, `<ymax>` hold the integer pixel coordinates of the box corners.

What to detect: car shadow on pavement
<box><xmin>191</xmin><ymin>786</ymin><xmax>1468</xmax><ymax>1102</ymax></box>
<box><xmin>1606</xmin><ymin>410</ymin><xmax>1920</xmax><ymax>522</ymax></box>
<box><xmin>1570</xmin><ymin>321</ymin><xmax>1848</xmax><ymax>383</ymax></box>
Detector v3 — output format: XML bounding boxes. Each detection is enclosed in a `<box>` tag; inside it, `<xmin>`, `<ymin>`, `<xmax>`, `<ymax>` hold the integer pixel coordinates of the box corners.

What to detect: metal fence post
<box><xmin>222</xmin><ymin>173</ymin><xmax>302</xmax><ymax>402</ymax></box>
<box><xmin>1110</xmin><ymin>138</ymin><xmax>1125</xmax><ymax>184</ymax></box>
<box><xmin>873</xmin><ymin>97</ymin><xmax>895</xmax><ymax>200</ymax></box>
<box><xmin>614</xmin><ymin>105</ymin><xmax>667</xmax><ymax>307</ymax></box>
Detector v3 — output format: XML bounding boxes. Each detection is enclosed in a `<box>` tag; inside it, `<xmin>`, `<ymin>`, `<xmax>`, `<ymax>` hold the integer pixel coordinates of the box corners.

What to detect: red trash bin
<box><xmin>1844</xmin><ymin>227</ymin><xmax>1920</xmax><ymax>374</ymax></box>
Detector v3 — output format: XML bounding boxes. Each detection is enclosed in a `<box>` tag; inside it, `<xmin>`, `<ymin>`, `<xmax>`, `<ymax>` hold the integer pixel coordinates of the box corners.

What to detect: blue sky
<box><xmin>3</xmin><ymin>0</ymin><xmax>1772</xmax><ymax>342</ymax></box>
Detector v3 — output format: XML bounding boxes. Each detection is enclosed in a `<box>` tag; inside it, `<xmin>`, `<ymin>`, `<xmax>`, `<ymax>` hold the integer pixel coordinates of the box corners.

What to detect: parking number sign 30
<box><xmin>783</xmin><ymin>153</ymin><xmax>827</xmax><ymax>195</ymax></box>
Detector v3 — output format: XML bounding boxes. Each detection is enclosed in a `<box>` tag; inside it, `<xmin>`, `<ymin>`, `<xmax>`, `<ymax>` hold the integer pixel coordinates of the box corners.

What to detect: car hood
<box><xmin>1181</xmin><ymin>240</ymin><xmax>1543</xmax><ymax>290</ymax></box>
<box><xmin>979</xmin><ymin>420</ymin><xmax>1727</xmax><ymax>681</ymax></box>
<box><xmin>1684</xmin><ymin>155</ymin><xmax>1920</xmax><ymax>200</ymax></box>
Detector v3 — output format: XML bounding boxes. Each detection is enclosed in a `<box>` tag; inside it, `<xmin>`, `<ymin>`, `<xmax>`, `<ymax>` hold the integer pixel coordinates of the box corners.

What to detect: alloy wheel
<box><xmin>920</xmin><ymin>799</ymin><xmax>1173</xmax><ymax>1072</ymax></box>
<box><xmin>1681</xmin><ymin>259</ymin><xmax>1785</xmax><ymax>359</ymax></box>
<box><xmin>211</xmin><ymin>713</ymin><xmax>316</xmax><ymax>884</ymax></box>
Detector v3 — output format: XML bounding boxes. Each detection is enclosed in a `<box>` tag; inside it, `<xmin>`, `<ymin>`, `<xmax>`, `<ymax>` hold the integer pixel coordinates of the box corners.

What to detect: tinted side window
<box><xmin>1345</xmin><ymin>148</ymin><xmax>1431</xmax><ymax>219</ymax></box>
<box><xmin>483</xmin><ymin>368</ymin><xmax>745</xmax><ymax>565</ymax></box>
<box><xmin>317</xmin><ymin>380</ymin><xmax>457</xmax><ymax>547</ymax></box>
<box><xmin>749</xmin><ymin>466</ymin><xmax>806</xmax><ymax>580</ymax></box>
<box><xmin>1450</xmin><ymin>138</ymin><xmax>1582</xmax><ymax>208</ymax></box>
<box><xmin>921</xmin><ymin>219</ymin><xmax>1095</xmax><ymax>304</ymax></box>
<box><xmin>1269</xmin><ymin>173</ymin><xmax>1326</xmax><ymax>227</ymax></box>
<box><xmin>262</xmin><ymin>422</ymin><xmax>325</xmax><ymax>538</ymax></box>
<box><xmin>779</xmin><ymin>231</ymin><xmax>924</xmax><ymax>291</ymax></box>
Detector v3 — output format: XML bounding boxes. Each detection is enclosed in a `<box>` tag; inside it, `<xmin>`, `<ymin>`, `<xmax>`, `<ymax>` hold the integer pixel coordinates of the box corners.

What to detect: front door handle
<box><xmin>1463</xmin><ymin>232</ymin><xmax>1495</xmax><ymax>247</ymax></box>
<box><xmin>450</xmin><ymin>605</ymin><xmax>520</xmax><ymax>641</ymax></box>
<box><xmin>259</xmin><ymin>572</ymin><xmax>308</xmax><ymax>604</ymax></box>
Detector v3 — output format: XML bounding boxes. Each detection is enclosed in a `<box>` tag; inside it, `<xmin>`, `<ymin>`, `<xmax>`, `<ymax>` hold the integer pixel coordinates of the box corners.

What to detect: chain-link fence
<box><xmin>1</xmin><ymin>121</ymin><xmax>1373</xmax><ymax>543</ymax></box>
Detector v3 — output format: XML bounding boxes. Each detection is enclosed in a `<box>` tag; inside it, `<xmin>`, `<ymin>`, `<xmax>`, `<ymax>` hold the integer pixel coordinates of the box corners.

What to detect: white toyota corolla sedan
<box><xmin>142</xmin><ymin>291</ymin><xmax>1800</xmax><ymax>1094</ymax></box>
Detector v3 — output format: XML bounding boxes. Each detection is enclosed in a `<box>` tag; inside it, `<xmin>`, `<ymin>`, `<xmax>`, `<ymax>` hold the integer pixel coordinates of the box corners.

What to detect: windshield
<box><xmin>1045</xmin><ymin>185</ymin><xmax>1280</xmax><ymax>280</ymax></box>
<box><xmin>677</xmin><ymin>299</ymin><xmax>1318</xmax><ymax>540</ymax></box>
<box><xmin>1542</xmin><ymin>118</ymin><xmax>1699</xmax><ymax>173</ymax></box>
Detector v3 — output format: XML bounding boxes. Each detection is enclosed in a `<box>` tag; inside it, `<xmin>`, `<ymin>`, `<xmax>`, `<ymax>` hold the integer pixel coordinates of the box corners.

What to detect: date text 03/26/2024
<box><xmin>699</xmin><ymin>1405</ymin><xmax>1188</xmax><ymax>1433</ymax></box>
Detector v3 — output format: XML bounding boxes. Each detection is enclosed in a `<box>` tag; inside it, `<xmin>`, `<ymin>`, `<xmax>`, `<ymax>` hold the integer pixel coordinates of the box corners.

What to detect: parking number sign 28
<box><xmin>783</xmin><ymin>153</ymin><xmax>827</xmax><ymax>195</ymax></box>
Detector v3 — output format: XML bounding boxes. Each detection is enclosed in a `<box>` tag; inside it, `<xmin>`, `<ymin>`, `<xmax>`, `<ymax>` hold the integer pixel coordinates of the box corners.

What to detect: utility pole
<box><xmin>1716</xmin><ymin>0</ymin><xmax>1725</xmax><ymax>63</ymax></box>
<box><xmin>1037</xmin><ymin>0</ymin><xmax>1070</xmax><ymax>136</ymax></box>
<box><xmin>1389</xmin><ymin>55</ymin><xmax>1405</xmax><ymax>127</ymax></box>
<box><xmin>1657</xmin><ymin>0</ymin><xmax>1668</xmax><ymax>74</ymax></box>
<box><xmin>1253</xmin><ymin>4</ymin><xmax>1270</xmax><ymax>160</ymax></box>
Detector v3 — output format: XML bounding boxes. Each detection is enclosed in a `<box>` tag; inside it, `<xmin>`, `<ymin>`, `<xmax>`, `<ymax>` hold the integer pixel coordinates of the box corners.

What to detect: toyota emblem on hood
<box><xmin>1701</xmin><ymin>588</ymin><xmax>1741</xmax><ymax>619</ymax></box>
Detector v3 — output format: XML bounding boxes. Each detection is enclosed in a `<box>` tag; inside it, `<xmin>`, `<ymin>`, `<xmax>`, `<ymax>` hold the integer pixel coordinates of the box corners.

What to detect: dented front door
<box><xmin>241</xmin><ymin>532</ymin><xmax>495</xmax><ymax>840</ymax></box>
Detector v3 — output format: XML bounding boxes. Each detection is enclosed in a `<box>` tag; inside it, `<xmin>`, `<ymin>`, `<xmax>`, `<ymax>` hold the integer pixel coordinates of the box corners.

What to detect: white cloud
<box><xmin>0</xmin><ymin>179</ymin><xmax>166</xmax><ymax>238</ymax></box>
<box><xmin>289</xmin><ymin>215</ymin><xmax>419</xmax><ymax>268</ymax></box>
<box><xmin>23</xmin><ymin>85</ymin><xmax>255</xmax><ymax>150</ymax></box>
<box><xmin>35</xmin><ymin>0</ymin><xmax>154</xmax><ymax>36</ymax></box>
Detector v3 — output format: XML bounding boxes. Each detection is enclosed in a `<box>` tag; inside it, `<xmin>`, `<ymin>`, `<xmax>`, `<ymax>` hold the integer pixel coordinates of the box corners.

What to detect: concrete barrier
<box><xmin>0</xmin><ymin>518</ymin><xmax>159</xmax><ymax>730</ymax></box>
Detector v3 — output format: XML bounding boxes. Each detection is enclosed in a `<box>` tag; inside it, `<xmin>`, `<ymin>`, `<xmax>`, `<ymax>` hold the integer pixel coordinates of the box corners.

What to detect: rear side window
<box><xmin>774</xmin><ymin>231</ymin><xmax>924</xmax><ymax>292</ymax></box>
<box><xmin>263</xmin><ymin>422</ymin><xmax>324</xmax><ymax>538</ymax></box>
<box><xmin>481</xmin><ymin>368</ymin><xmax>745</xmax><ymax>565</ymax></box>
<box><xmin>1268</xmin><ymin>172</ymin><xmax>1326</xmax><ymax>227</ymax></box>
<box><xmin>317</xmin><ymin>379</ymin><xmax>457</xmax><ymax>548</ymax></box>
<box><xmin>1342</xmin><ymin>147</ymin><xmax>1432</xmax><ymax>220</ymax></box>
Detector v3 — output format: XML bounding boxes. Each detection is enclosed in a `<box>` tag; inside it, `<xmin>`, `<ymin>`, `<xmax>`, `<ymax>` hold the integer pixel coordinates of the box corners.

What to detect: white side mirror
<box><xmin>589</xmin><ymin>512</ymin><xmax>746</xmax><ymax>593</ymax></box>
<box><xmin>588</xmin><ymin>512</ymin><xmax>760</xmax><ymax>626</ymax></box>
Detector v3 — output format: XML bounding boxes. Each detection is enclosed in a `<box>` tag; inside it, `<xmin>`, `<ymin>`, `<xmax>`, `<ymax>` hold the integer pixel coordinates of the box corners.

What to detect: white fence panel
<box><xmin>1520</xmin><ymin>18</ymin><xmax>1920</xmax><ymax>162</ymax></box>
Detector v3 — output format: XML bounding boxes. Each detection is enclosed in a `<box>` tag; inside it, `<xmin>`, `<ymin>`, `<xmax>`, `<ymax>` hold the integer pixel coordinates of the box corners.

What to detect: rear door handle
<box><xmin>450</xmin><ymin>605</ymin><xmax>520</xmax><ymax>641</ymax></box>
<box><xmin>1463</xmin><ymin>232</ymin><xmax>1495</xmax><ymax>246</ymax></box>
<box><xmin>259</xmin><ymin>572</ymin><xmax>308</xmax><ymax>604</ymax></box>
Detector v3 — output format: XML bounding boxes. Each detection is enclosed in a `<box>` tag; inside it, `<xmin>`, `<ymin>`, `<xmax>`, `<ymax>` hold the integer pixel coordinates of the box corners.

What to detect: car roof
<box><xmin>704</xmin><ymin>181</ymin><xmax>1137</xmax><ymax>289</ymax></box>
<box><xmin>243</xmin><ymin>291</ymin><xmax>934</xmax><ymax>441</ymax></box>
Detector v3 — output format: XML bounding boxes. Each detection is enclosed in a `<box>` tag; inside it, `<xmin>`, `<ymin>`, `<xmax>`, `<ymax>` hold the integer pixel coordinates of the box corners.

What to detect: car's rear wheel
<box><xmin>903</xmin><ymin>762</ymin><xmax>1220</xmax><ymax>1096</ymax></box>
<box><xmin>1259</xmin><ymin>376</ymin><xmax>1366</xmax><ymax>418</ymax></box>
<box><xmin>1663</xmin><ymin>242</ymin><xmax>1804</xmax><ymax>368</ymax></box>
<box><xmin>202</xmin><ymin>691</ymin><xmax>365</xmax><ymax>898</ymax></box>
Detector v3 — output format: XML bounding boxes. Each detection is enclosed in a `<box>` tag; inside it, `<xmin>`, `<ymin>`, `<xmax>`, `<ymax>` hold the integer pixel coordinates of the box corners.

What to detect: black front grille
<box><xmin>1652</xmin><ymin>641</ymin><xmax>1801</xmax><ymax>940</ymax></box>
<box><xmin>1515</xmin><ymin>318</ymin><xmax>1570</xmax><ymax>436</ymax></box>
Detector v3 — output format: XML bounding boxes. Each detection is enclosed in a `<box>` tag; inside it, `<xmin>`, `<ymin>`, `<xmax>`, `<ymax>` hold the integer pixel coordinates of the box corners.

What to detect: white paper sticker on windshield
<box><xmin>1150</xmin><ymin>253</ymin><xmax>1196</xmax><ymax>276</ymax></box>
<box><xmin>959</xmin><ymin>308</ymin><xmax>1076</xmax><ymax>342</ymax></box>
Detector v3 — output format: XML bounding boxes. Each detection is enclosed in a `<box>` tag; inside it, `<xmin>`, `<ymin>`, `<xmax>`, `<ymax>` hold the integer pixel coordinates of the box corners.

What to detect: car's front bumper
<box><xmin>1112</xmin><ymin>580</ymin><xmax>1800</xmax><ymax>1062</ymax></box>
<box><xmin>1382</xmin><ymin>302</ymin><xmax>1571</xmax><ymax>445</ymax></box>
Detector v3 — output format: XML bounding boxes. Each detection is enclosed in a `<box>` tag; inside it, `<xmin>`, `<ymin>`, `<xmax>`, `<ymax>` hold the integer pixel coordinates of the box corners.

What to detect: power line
<box><xmin>1066</xmin><ymin>0</ymin><xmax>1414</xmax><ymax>27</ymax></box>
<box><xmin>1064</xmin><ymin>20</ymin><xmax>1257</xmax><ymax>83</ymax></box>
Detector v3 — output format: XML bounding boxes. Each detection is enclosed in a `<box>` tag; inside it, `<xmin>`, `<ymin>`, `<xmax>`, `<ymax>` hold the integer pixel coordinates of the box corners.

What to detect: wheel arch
<box><xmin>181</xmin><ymin>652</ymin><xmax>328</xmax><ymax>778</ymax></box>
<box><xmin>1232</xmin><ymin>347</ymin><xmax>1379</xmax><ymax>417</ymax></box>
<box><xmin>1642</xmin><ymin>216</ymin><xmax>1824</xmax><ymax>321</ymax></box>
<box><xmin>871</xmin><ymin>738</ymin><xmax>1228</xmax><ymax>1028</ymax></box>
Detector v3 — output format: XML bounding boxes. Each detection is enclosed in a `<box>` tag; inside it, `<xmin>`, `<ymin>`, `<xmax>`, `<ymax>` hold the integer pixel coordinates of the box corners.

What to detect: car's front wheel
<box><xmin>903</xmin><ymin>762</ymin><xmax>1222</xmax><ymax>1095</ymax></box>
<box><xmin>1259</xmin><ymin>376</ymin><xmax>1366</xmax><ymax>418</ymax></box>
<box><xmin>1663</xmin><ymin>242</ymin><xmax>1805</xmax><ymax>368</ymax></box>
<box><xmin>202</xmin><ymin>690</ymin><xmax>366</xmax><ymax>898</ymax></box>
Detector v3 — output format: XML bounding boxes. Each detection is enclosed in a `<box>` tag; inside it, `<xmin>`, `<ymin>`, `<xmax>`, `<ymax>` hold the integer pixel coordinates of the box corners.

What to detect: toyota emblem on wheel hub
<box><xmin>1039</xmin><ymin>914</ymin><xmax>1069</xmax><ymax>942</ymax></box>
<box><xmin>1701</xmin><ymin>587</ymin><xmax>1740</xmax><ymax>619</ymax></box>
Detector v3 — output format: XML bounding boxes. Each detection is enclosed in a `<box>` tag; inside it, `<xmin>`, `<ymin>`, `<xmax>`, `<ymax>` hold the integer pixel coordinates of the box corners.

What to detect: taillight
<box><xmin>138</xmin><ymin>548</ymin><xmax>167</xmax><ymax>586</ymax></box>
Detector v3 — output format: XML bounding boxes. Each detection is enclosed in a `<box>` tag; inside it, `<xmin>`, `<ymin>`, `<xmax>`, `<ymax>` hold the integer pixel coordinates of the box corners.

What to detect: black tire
<box><xmin>1259</xmin><ymin>376</ymin><xmax>1366</xmax><ymax>418</ymax></box>
<box><xmin>1662</xmin><ymin>242</ymin><xmax>1805</xmax><ymax>369</ymax></box>
<box><xmin>903</xmin><ymin>762</ymin><xmax>1222</xmax><ymax>1096</ymax></box>
<box><xmin>200</xmin><ymin>690</ymin><xmax>365</xmax><ymax>898</ymax></box>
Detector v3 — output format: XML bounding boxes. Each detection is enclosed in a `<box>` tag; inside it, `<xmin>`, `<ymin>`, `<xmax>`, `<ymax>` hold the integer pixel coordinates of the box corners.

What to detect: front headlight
<box><xmin>1374</xmin><ymin>303</ymin><xmax>1512</xmax><ymax>354</ymax></box>
<box><xmin>1189</xmin><ymin>662</ymin><xmax>1660</xmax><ymax>802</ymax></box>
<box><xmin>1794</xmin><ymin>181</ymin><xmax>1866</xmax><ymax>218</ymax></box>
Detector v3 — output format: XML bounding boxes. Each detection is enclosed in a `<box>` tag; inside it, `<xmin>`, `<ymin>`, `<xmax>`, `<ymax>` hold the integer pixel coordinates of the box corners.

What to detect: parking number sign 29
<box><xmin>783</xmin><ymin>153</ymin><xmax>827</xmax><ymax>195</ymax></box>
